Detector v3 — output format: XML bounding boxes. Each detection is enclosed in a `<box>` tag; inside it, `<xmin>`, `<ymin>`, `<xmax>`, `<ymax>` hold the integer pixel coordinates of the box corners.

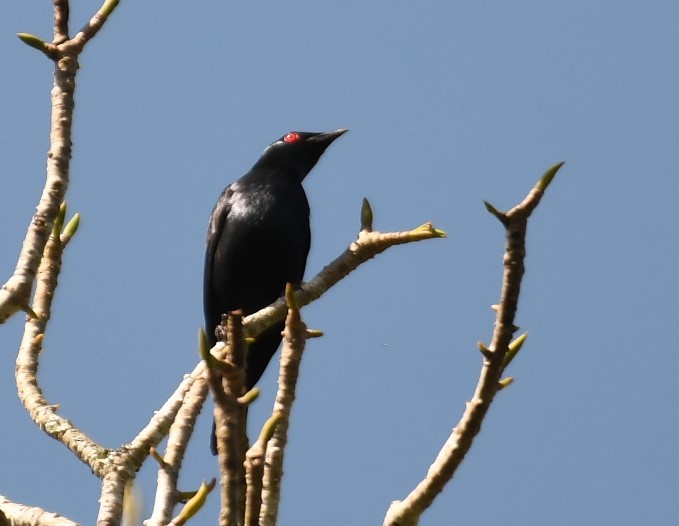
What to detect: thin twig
<box><xmin>125</xmin><ymin>363</ymin><xmax>207</xmax><ymax>463</ymax></box>
<box><xmin>259</xmin><ymin>285</ymin><xmax>307</xmax><ymax>526</ymax></box>
<box><xmin>244</xmin><ymin>414</ymin><xmax>280</xmax><ymax>526</ymax></box>
<box><xmin>245</xmin><ymin>211</ymin><xmax>445</xmax><ymax>339</ymax></box>
<box><xmin>15</xmin><ymin>206</ymin><xmax>106</xmax><ymax>472</ymax></box>
<box><xmin>147</xmin><ymin>369</ymin><xmax>210</xmax><ymax>526</ymax></box>
<box><xmin>96</xmin><ymin>362</ymin><xmax>208</xmax><ymax>526</ymax></box>
<box><xmin>69</xmin><ymin>0</ymin><xmax>119</xmax><ymax>51</ymax></box>
<box><xmin>0</xmin><ymin>0</ymin><xmax>119</xmax><ymax>323</ymax></box>
<box><xmin>383</xmin><ymin>163</ymin><xmax>564</xmax><ymax>526</ymax></box>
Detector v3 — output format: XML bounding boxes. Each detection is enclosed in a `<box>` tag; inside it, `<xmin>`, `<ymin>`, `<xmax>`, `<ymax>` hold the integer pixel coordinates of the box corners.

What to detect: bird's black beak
<box><xmin>309</xmin><ymin>128</ymin><xmax>348</xmax><ymax>144</ymax></box>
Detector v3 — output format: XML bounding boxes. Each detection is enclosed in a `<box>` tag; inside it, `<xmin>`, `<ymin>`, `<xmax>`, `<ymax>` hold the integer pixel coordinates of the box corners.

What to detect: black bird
<box><xmin>204</xmin><ymin>129</ymin><xmax>347</xmax><ymax>454</ymax></box>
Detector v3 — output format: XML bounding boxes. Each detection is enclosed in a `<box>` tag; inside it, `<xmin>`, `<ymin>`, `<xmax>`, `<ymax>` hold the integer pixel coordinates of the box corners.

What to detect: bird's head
<box><xmin>255</xmin><ymin>129</ymin><xmax>348</xmax><ymax>181</ymax></box>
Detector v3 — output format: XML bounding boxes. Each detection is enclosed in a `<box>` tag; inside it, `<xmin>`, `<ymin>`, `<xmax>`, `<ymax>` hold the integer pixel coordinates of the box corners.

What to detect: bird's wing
<box><xmin>205</xmin><ymin>186</ymin><xmax>233</xmax><ymax>263</ymax></box>
<box><xmin>203</xmin><ymin>186</ymin><xmax>234</xmax><ymax>342</ymax></box>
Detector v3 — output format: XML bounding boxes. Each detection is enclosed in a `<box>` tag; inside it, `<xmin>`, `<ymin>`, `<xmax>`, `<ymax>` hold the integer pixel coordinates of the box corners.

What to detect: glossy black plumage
<box><xmin>204</xmin><ymin>129</ymin><xmax>346</xmax><ymax>454</ymax></box>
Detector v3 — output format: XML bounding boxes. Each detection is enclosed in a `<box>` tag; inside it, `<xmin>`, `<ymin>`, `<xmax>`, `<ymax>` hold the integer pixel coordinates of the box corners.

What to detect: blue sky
<box><xmin>1</xmin><ymin>1</ymin><xmax>678</xmax><ymax>524</ymax></box>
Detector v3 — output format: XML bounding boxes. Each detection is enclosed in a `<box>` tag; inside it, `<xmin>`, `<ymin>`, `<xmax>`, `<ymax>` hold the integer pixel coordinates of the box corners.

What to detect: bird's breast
<box><xmin>230</xmin><ymin>183</ymin><xmax>309</xmax><ymax>226</ymax></box>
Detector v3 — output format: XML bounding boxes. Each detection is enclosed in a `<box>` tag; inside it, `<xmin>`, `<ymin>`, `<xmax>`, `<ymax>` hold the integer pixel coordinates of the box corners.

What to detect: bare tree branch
<box><xmin>207</xmin><ymin>313</ymin><xmax>248</xmax><ymax>526</ymax></box>
<box><xmin>15</xmin><ymin>204</ymin><xmax>106</xmax><ymax>471</ymax></box>
<box><xmin>0</xmin><ymin>0</ymin><xmax>119</xmax><ymax>323</ymax></box>
<box><xmin>259</xmin><ymin>284</ymin><xmax>307</xmax><ymax>526</ymax></box>
<box><xmin>245</xmin><ymin>201</ymin><xmax>446</xmax><ymax>339</ymax></box>
<box><xmin>13</xmin><ymin>193</ymin><xmax>444</xmax><ymax>524</ymax></box>
<box><xmin>244</xmin><ymin>414</ymin><xmax>280</xmax><ymax>526</ymax></box>
<box><xmin>183</xmin><ymin>205</ymin><xmax>445</xmax><ymax>525</ymax></box>
<box><xmin>4</xmin><ymin>1</ymin><xmax>531</xmax><ymax>524</ymax></box>
<box><xmin>52</xmin><ymin>0</ymin><xmax>69</xmax><ymax>44</ymax></box>
<box><xmin>0</xmin><ymin>496</ymin><xmax>78</xmax><ymax>526</ymax></box>
<box><xmin>18</xmin><ymin>215</ymin><xmax>209</xmax><ymax>523</ymax></box>
<box><xmin>96</xmin><ymin>362</ymin><xmax>210</xmax><ymax>525</ymax></box>
<box><xmin>383</xmin><ymin>162</ymin><xmax>564</xmax><ymax>526</ymax></box>
<box><xmin>147</xmin><ymin>368</ymin><xmax>210</xmax><ymax>526</ymax></box>
<box><xmin>69</xmin><ymin>0</ymin><xmax>119</xmax><ymax>51</ymax></box>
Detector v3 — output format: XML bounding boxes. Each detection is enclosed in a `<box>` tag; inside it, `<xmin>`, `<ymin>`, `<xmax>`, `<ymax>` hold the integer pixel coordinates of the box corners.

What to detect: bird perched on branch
<box><xmin>204</xmin><ymin>129</ymin><xmax>347</xmax><ymax>454</ymax></box>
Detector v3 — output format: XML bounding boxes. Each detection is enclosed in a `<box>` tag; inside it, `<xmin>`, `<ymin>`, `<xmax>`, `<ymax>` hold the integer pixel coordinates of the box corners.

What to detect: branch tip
<box><xmin>382</xmin><ymin>161</ymin><xmax>561</xmax><ymax>526</ymax></box>
<box><xmin>100</xmin><ymin>0</ymin><xmax>121</xmax><ymax>18</ymax></box>
<box><xmin>498</xmin><ymin>377</ymin><xmax>514</xmax><ymax>390</ymax></box>
<box><xmin>477</xmin><ymin>341</ymin><xmax>492</xmax><ymax>358</ymax></box>
<box><xmin>237</xmin><ymin>387</ymin><xmax>260</xmax><ymax>405</ymax></box>
<box><xmin>410</xmin><ymin>222</ymin><xmax>447</xmax><ymax>240</ymax></box>
<box><xmin>17</xmin><ymin>33</ymin><xmax>50</xmax><ymax>54</ymax></box>
<box><xmin>197</xmin><ymin>328</ymin><xmax>213</xmax><ymax>364</ymax></box>
<box><xmin>503</xmin><ymin>332</ymin><xmax>528</xmax><ymax>369</ymax></box>
<box><xmin>52</xmin><ymin>202</ymin><xmax>67</xmax><ymax>237</ymax></box>
<box><xmin>483</xmin><ymin>200</ymin><xmax>508</xmax><ymax>225</ymax></box>
<box><xmin>258</xmin><ymin>413</ymin><xmax>282</xmax><ymax>444</ymax></box>
<box><xmin>361</xmin><ymin>197</ymin><xmax>374</xmax><ymax>232</ymax></box>
<box><xmin>149</xmin><ymin>447</ymin><xmax>167</xmax><ymax>467</ymax></box>
<box><xmin>172</xmin><ymin>479</ymin><xmax>216</xmax><ymax>525</ymax></box>
<box><xmin>61</xmin><ymin>213</ymin><xmax>81</xmax><ymax>244</ymax></box>
<box><xmin>535</xmin><ymin>161</ymin><xmax>565</xmax><ymax>192</ymax></box>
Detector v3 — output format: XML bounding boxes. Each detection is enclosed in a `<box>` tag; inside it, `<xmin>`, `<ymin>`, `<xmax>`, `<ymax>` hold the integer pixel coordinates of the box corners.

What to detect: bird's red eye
<box><xmin>283</xmin><ymin>132</ymin><xmax>301</xmax><ymax>143</ymax></box>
